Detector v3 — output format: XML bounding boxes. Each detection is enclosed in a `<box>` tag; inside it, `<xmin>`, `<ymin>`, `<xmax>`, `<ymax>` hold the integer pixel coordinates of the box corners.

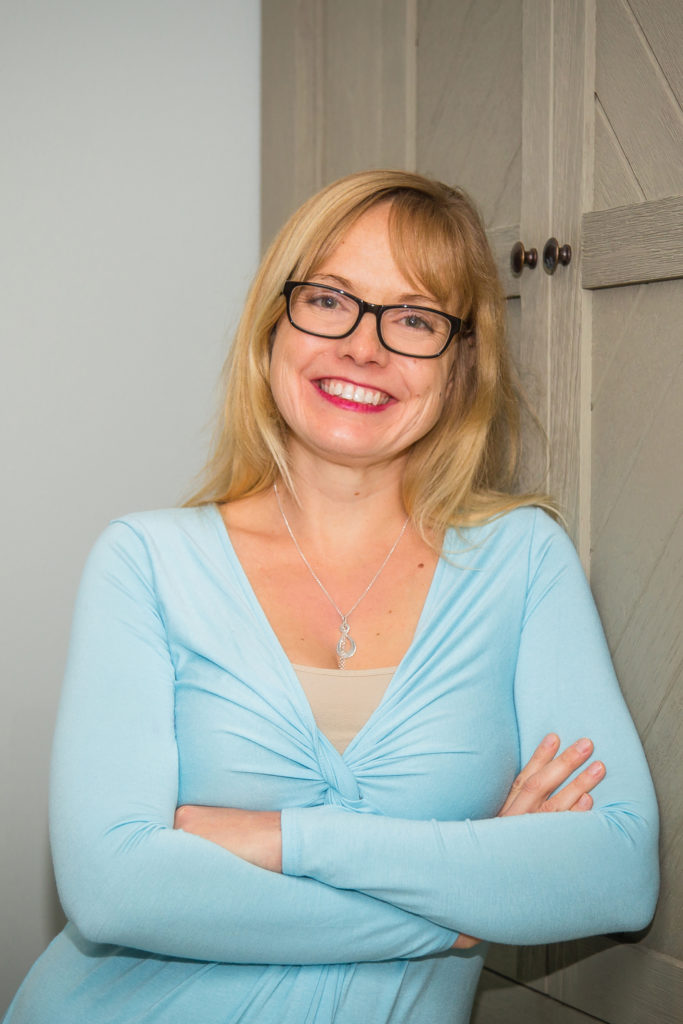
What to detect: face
<box><xmin>269</xmin><ymin>203</ymin><xmax>455</xmax><ymax>473</ymax></box>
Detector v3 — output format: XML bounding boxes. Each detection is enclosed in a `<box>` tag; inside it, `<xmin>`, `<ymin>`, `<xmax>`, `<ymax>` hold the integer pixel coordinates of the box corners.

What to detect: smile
<box><xmin>316</xmin><ymin>378</ymin><xmax>392</xmax><ymax>407</ymax></box>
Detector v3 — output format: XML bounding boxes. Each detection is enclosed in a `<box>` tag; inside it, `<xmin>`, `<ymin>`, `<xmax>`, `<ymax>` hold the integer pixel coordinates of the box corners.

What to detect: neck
<box><xmin>280</xmin><ymin>450</ymin><xmax>409</xmax><ymax>550</ymax></box>
<box><xmin>273</xmin><ymin>467</ymin><xmax>412</xmax><ymax>670</ymax></box>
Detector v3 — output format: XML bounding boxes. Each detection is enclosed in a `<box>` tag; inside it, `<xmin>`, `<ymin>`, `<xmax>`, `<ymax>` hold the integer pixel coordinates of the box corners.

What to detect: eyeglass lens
<box><xmin>288</xmin><ymin>283</ymin><xmax>452</xmax><ymax>357</ymax></box>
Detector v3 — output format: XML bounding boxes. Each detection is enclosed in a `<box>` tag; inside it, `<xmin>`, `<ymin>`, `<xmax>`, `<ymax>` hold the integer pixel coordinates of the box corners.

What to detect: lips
<box><xmin>316</xmin><ymin>378</ymin><xmax>392</xmax><ymax>407</ymax></box>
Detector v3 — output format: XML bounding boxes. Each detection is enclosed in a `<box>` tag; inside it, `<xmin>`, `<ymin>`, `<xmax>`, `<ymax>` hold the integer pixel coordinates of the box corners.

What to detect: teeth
<box><xmin>319</xmin><ymin>379</ymin><xmax>389</xmax><ymax>406</ymax></box>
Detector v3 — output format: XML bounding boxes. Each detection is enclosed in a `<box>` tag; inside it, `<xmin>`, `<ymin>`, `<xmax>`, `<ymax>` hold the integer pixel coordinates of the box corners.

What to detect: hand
<box><xmin>498</xmin><ymin>733</ymin><xmax>605</xmax><ymax>816</ymax></box>
<box><xmin>453</xmin><ymin>734</ymin><xmax>605</xmax><ymax>949</ymax></box>
<box><xmin>174</xmin><ymin>805</ymin><xmax>282</xmax><ymax>873</ymax></box>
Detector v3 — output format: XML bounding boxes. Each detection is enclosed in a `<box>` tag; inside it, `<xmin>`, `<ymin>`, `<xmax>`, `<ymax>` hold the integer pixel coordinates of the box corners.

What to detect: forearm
<box><xmin>54</xmin><ymin>820</ymin><xmax>456</xmax><ymax>963</ymax></box>
<box><xmin>281</xmin><ymin>798</ymin><xmax>658</xmax><ymax>944</ymax></box>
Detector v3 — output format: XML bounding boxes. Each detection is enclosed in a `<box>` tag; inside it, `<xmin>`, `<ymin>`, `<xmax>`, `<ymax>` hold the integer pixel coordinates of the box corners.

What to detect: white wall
<box><xmin>0</xmin><ymin>1</ymin><xmax>260</xmax><ymax>1011</ymax></box>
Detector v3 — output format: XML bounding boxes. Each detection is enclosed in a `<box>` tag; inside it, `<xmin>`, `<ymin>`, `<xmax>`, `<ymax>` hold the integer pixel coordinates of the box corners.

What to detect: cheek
<box><xmin>416</xmin><ymin>365</ymin><xmax>452</xmax><ymax>411</ymax></box>
<box><xmin>268</xmin><ymin>330</ymin><xmax>323</xmax><ymax>437</ymax></box>
<box><xmin>422</xmin><ymin>368</ymin><xmax>455</xmax><ymax>431</ymax></box>
<box><xmin>268</xmin><ymin>327</ymin><xmax>300</xmax><ymax>393</ymax></box>
<box><xmin>268</xmin><ymin>345</ymin><xmax>297</xmax><ymax>424</ymax></box>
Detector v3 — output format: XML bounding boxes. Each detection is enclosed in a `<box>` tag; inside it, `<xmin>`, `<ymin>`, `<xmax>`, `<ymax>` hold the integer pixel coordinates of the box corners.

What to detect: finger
<box><xmin>542</xmin><ymin>760</ymin><xmax>605</xmax><ymax>812</ymax></box>
<box><xmin>452</xmin><ymin>933</ymin><xmax>481</xmax><ymax>949</ymax></box>
<box><xmin>498</xmin><ymin>733</ymin><xmax>560</xmax><ymax>815</ymax></box>
<box><xmin>571</xmin><ymin>793</ymin><xmax>593</xmax><ymax>811</ymax></box>
<box><xmin>501</xmin><ymin>738</ymin><xmax>595</xmax><ymax>816</ymax></box>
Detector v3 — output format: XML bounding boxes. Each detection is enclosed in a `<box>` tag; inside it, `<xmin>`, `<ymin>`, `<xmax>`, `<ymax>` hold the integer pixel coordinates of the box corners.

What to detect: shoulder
<box><xmin>440</xmin><ymin>508</ymin><xmax>583</xmax><ymax>600</ymax></box>
<box><xmin>443</xmin><ymin>506</ymin><xmax>569</xmax><ymax>560</ymax></box>
<box><xmin>112</xmin><ymin>504</ymin><xmax>216</xmax><ymax>532</ymax></box>
<box><xmin>85</xmin><ymin>505</ymin><xmax>222</xmax><ymax>578</ymax></box>
<box><xmin>109</xmin><ymin>504</ymin><xmax>215</xmax><ymax>539</ymax></box>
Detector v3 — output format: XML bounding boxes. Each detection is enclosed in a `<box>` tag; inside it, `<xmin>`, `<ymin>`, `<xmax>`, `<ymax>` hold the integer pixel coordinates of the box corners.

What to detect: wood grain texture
<box><xmin>488</xmin><ymin>223</ymin><xmax>521</xmax><ymax>298</ymax></box>
<box><xmin>485</xmin><ymin>942</ymin><xmax>548</xmax><ymax>989</ymax></box>
<box><xmin>593</xmin><ymin>96</ymin><xmax>646</xmax><ymax>212</ymax></box>
<box><xmin>592</xmin><ymin>324</ymin><xmax>682</xmax><ymax>643</ymax></box>
<box><xmin>506</xmin><ymin>294</ymin><xmax>552</xmax><ymax>497</ymax></box>
<box><xmin>546</xmin><ymin>0</ymin><xmax>594</xmax><ymax>558</ymax></box>
<box><xmin>483</xmin><ymin>938</ymin><xmax>683</xmax><ymax>1024</ymax></box>
<box><xmin>416</xmin><ymin>0</ymin><xmax>522</xmax><ymax>229</ymax></box>
<box><xmin>544</xmin><ymin>937</ymin><xmax>683</xmax><ymax>1024</ymax></box>
<box><xmin>472</xmin><ymin>968</ymin><xmax>601</xmax><ymax>1024</ymax></box>
<box><xmin>628</xmin><ymin>0</ymin><xmax>683</xmax><ymax>107</ymax></box>
<box><xmin>514</xmin><ymin>0</ymin><xmax>554</xmax><ymax>506</ymax></box>
<box><xmin>261</xmin><ymin>0</ymin><xmax>323</xmax><ymax>248</ymax></box>
<box><xmin>591</xmin><ymin>277</ymin><xmax>683</xmax><ymax>963</ymax></box>
<box><xmin>637</xmin><ymin>605</ymin><xmax>683</xmax><ymax>964</ymax></box>
<box><xmin>322</xmin><ymin>0</ymin><xmax>414</xmax><ymax>180</ymax></box>
<box><xmin>582</xmin><ymin>197</ymin><xmax>683</xmax><ymax>289</ymax></box>
<box><xmin>595</xmin><ymin>0</ymin><xmax>683</xmax><ymax>201</ymax></box>
<box><xmin>591</xmin><ymin>278</ymin><xmax>682</xmax><ymax>544</ymax></box>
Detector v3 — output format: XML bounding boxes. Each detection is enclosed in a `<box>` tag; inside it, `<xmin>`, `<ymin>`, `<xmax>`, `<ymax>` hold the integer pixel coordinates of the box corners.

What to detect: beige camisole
<box><xmin>294</xmin><ymin>664</ymin><xmax>396</xmax><ymax>754</ymax></box>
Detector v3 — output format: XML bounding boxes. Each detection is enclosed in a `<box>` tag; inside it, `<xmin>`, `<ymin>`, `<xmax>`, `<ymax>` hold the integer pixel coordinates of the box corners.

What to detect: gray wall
<box><xmin>0</xmin><ymin>1</ymin><xmax>260</xmax><ymax>1011</ymax></box>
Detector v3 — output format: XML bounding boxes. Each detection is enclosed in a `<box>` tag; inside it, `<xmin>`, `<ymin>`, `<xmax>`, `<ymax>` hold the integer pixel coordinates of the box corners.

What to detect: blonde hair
<box><xmin>187</xmin><ymin>169</ymin><xmax>550</xmax><ymax>536</ymax></box>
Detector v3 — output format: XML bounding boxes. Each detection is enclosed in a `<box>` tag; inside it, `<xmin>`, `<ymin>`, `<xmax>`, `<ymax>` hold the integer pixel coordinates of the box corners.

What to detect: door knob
<box><xmin>511</xmin><ymin>241</ymin><xmax>538</xmax><ymax>275</ymax></box>
<box><xmin>542</xmin><ymin>238</ymin><xmax>572</xmax><ymax>274</ymax></box>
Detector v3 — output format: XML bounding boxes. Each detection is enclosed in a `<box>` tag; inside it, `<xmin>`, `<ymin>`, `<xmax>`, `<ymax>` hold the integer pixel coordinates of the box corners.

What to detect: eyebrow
<box><xmin>311</xmin><ymin>273</ymin><xmax>438</xmax><ymax>308</ymax></box>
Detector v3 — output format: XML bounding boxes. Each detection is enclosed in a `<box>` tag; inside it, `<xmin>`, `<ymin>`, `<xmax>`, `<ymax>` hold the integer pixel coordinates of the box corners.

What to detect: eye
<box><xmin>310</xmin><ymin>291</ymin><xmax>341</xmax><ymax>310</ymax></box>
<box><xmin>300</xmin><ymin>286</ymin><xmax>355</xmax><ymax>314</ymax></box>
<box><xmin>398</xmin><ymin>310</ymin><xmax>436</xmax><ymax>333</ymax></box>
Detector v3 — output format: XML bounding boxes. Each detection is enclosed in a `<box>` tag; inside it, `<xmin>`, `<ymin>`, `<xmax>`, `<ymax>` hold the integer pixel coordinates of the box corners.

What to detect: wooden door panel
<box><xmin>472</xmin><ymin>968</ymin><xmax>598</xmax><ymax>1024</ymax></box>
<box><xmin>322</xmin><ymin>0</ymin><xmax>415</xmax><ymax>180</ymax></box>
<box><xmin>545</xmin><ymin>936</ymin><xmax>683</xmax><ymax>1024</ymax></box>
<box><xmin>629</xmin><ymin>0</ymin><xmax>683</xmax><ymax>104</ymax></box>
<box><xmin>417</xmin><ymin>0</ymin><xmax>522</xmax><ymax>230</ymax></box>
<box><xmin>591</xmin><ymin>278</ymin><xmax>683</xmax><ymax>965</ymax></box>
<box><xmin>640</xmin><ymin>626</ymin><xmax>683</xmax><ymax>963</ymax></box>
<box><xmin>261</xmin><ymin>0</ymin><xmax>323</xmax><ymax>246</ymax></box>
<box><xmin>260</xmin><ymin>1</ymin><xmax>682</xmax><ymax>1018</ymax></box>
<box><xmin>582</xmin><ymin>197</ymin><xmax>683</xmax><ymax>288</ymax></box>
<box><xmin>591</xmin><ymin>280</ymin><xmax>683</xmax><ymax>559</ymax></box>
<box><xmin>485</xmin><ymin>933</ymin><xmax>683</xmax><ymax>1024</ymax></box>
<box><xmin>595</xmin><ymin>0</ymin><xmax>683</xmax><ymax>205</ymax></box>
<box><xmin>594</xmin><ymin>98</ymin><xmax>645</xmax><ymax>211</ymax></box>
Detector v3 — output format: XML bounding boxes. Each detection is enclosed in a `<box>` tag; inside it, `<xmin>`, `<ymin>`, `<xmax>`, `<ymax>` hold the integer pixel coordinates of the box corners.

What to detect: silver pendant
<box><xmin>336</xmin><ymin>619</ymin><xmax>357</xmax><ymax>669</ymax></box>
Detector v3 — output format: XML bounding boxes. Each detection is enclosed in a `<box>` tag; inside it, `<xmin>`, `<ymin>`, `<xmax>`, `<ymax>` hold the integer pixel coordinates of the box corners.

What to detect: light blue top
<box><xmin>4</xmin><ymin>505</ymin><xmax>658</xmax><ymax>1024</ymax></box>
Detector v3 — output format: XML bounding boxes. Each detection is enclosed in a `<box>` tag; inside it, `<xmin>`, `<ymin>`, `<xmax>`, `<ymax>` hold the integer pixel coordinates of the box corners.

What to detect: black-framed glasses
<box><xmin>282</xmin><ymin>281</ymin><xmax>462</xmax><ymax>359</ymax></box>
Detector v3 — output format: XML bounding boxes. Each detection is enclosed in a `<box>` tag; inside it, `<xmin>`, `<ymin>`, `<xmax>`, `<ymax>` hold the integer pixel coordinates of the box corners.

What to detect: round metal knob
<box><xmin>542</xmin><ymin>237</ymin><xmax>572</xmax><ymax>274</ymax></box>
<box><xmin>511</xmin><ymin>241</ymin><xmax>538</xmax><ymax>275</ymax></box>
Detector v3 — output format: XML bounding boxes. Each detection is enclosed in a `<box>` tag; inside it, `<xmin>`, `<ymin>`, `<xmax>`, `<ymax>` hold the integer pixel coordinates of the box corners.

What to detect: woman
<box><xmin>4</xmin><ymin>170</ymin><xmax>658</xmax><ymax>1024</ymax></box>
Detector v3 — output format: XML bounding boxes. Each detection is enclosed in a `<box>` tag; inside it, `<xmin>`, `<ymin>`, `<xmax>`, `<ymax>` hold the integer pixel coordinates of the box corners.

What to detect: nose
<box><xmin>336</xmin><ymin>310</ymin><xmax>389</xmax><ymax>364</ymax></box>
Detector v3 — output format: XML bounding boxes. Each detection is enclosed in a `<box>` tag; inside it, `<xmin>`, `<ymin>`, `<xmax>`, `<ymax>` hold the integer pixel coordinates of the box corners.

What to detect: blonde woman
<box><xmin>4</xmin><ymin>171</ymin><xmax>658</xmax><ymax>1024</ymax></box>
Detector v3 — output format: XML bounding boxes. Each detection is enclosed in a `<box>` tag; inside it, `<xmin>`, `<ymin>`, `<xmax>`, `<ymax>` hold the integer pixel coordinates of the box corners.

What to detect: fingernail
<box><xmin>543</xmin><ymin>733</ymin><xmax>559</xmax><ymax>748</ymax></box>
<box><xmin>576</xmin><ymin>738</ymin><xmax>592</xmax><ymax>754</ymax></box>
<box><xmin>577</xmin><ymin>794</ymin><xmax>592</xmax><ymax>809</ymax></box>
<box><xmin>589</xmin><ymin>761</ymin><xmax>604</xmax><ymax>776</ymax></box>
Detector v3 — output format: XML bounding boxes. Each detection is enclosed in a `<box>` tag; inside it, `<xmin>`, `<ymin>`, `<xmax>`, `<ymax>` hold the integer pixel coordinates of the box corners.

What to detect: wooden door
<box><xmin>261</xmin><ymin>2</ymin><xmax>683</xmax><ymax>1020</ymax></box>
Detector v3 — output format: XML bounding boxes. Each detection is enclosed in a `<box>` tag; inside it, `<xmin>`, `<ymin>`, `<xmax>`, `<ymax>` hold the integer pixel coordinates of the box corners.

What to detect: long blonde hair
<box><xmin>187</xmin><ymin>170</ymin><xmax>550</xmax><ymax>536</ymax></box>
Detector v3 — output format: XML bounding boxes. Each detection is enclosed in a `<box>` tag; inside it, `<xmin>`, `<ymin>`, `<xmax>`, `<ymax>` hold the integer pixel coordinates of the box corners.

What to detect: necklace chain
<box><xmin>273</xmin><ymin>483</ymin><xmax>409</xmax><ymax>668</ymax></box>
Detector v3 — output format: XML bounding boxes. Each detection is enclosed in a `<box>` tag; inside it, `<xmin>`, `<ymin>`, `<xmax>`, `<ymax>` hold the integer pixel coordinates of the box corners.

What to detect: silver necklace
<box><xmin>273</xmin><ymin>483</ymin><xmax>409</xmax><ymax>669</ymax></box>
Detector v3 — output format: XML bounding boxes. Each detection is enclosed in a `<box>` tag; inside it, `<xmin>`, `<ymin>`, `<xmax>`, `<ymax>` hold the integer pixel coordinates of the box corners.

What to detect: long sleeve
<box><xmin>281</xmin><ymin>511</ymin><xmax>659</xmax><ymax>944</ymax></box>
<box><xmin>49</xmin><ymin>520</ymin><xmax>456</xmax><ymax>965</ymax></box>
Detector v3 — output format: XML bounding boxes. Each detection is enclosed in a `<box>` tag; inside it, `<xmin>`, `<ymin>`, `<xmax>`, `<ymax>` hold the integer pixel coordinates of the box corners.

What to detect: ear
<box><xmin>445</xmin><ymin>325</ymin><xmax>476</xmax><ymax>398</ymax></box>
<box><xmin>462</xmin><ymin>322</ymin><xmax>477</xmax><ymax>371</ymax></box>
<box><xmin>268</xmin><ymin>322</ymin><xmax>280</xmax><ymax>358</ymax></box>
<box><xmin>445</xmin><ymin>347</ymin><xmax>459</xmax><ymax>398</ymax></box>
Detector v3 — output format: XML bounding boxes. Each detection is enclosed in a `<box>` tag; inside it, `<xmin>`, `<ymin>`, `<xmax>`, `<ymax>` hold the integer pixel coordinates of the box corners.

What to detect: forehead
<box><xmin>311</xmin><ymin>204</ymin><xmax>439</xmax><ymax>301</ymax></box>
<box><xmin>314</xmin><ymin>206</ymin><xmax>396</xmax><ymax>272</ymax></box>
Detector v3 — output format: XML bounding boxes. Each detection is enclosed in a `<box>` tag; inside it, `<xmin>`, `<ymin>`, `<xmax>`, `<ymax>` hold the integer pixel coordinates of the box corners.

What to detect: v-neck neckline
<box><xmin>204</xmin><ymin>501</ymin><xmax>449</xmax><ymax>758</ymax></box>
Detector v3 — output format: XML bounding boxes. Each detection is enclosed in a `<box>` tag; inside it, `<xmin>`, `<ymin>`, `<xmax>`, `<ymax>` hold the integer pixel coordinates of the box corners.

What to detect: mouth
<box><xmin>315</xmin><ymin>378</ymin><xmax>392</xmax><ymax>407</ymax></box>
